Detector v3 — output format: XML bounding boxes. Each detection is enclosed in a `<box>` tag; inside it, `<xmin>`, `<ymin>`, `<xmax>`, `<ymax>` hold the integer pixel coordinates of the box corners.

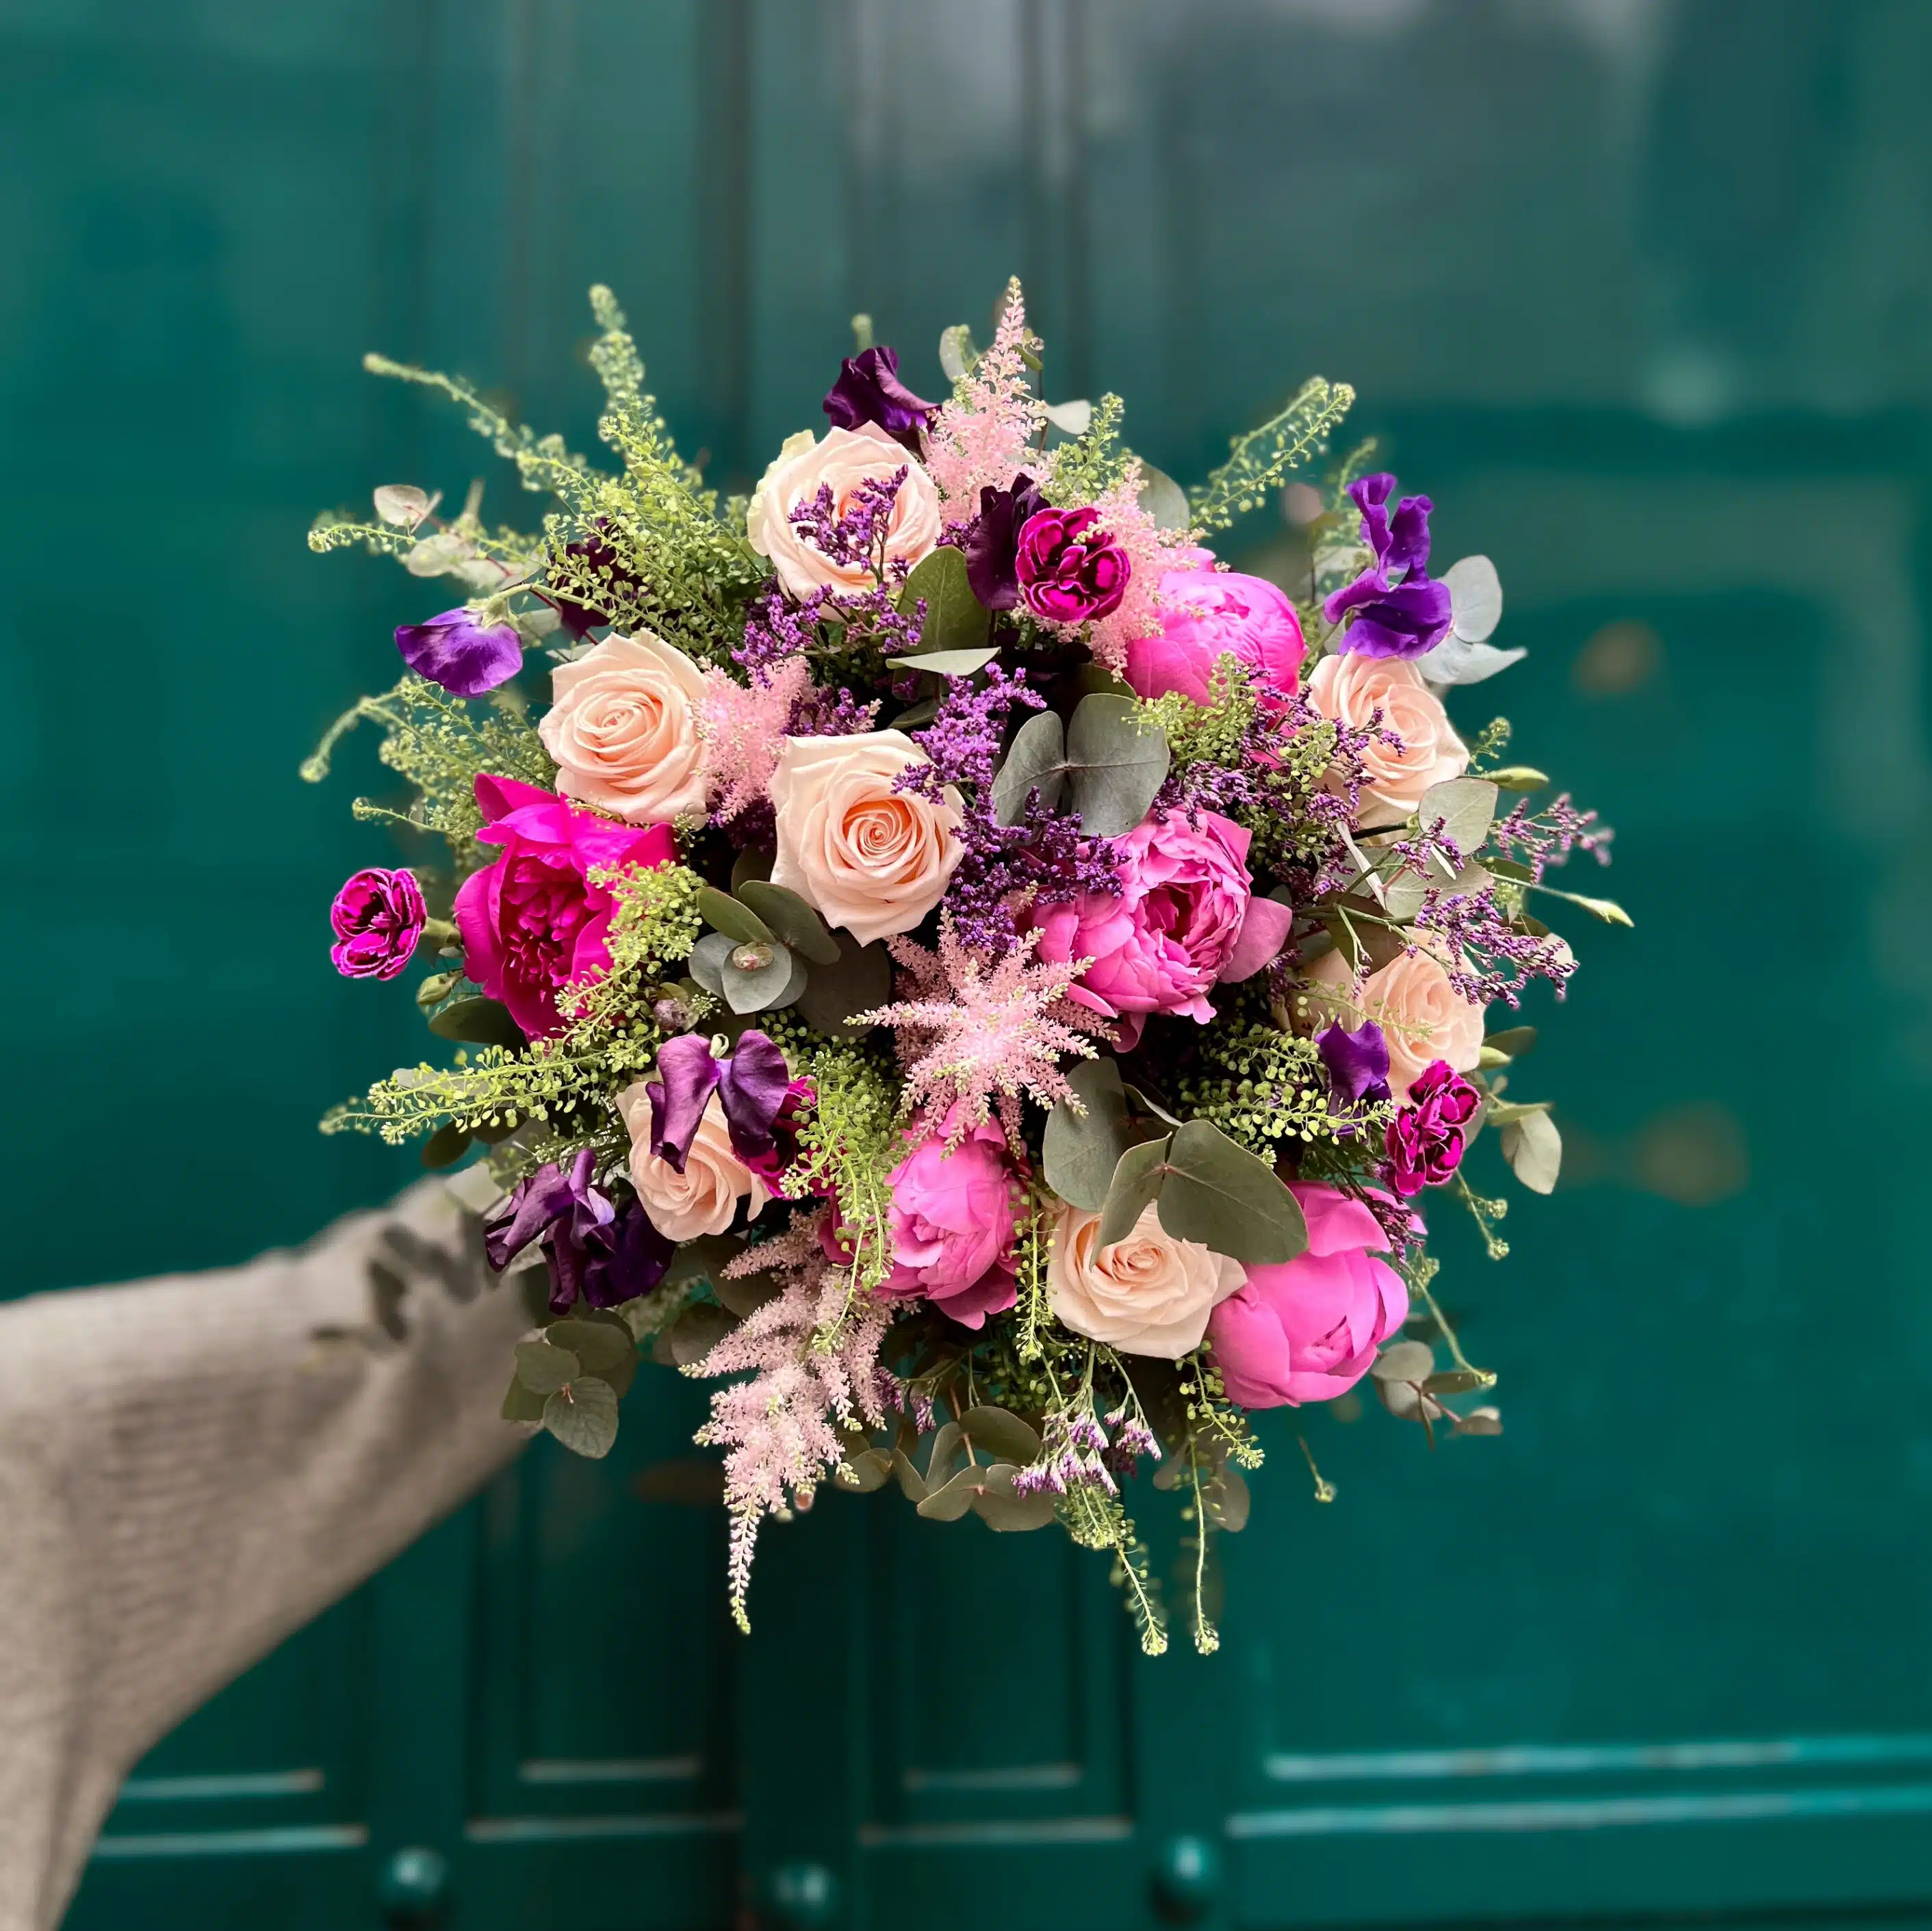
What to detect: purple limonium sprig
<box><xmin>822</xmin><ymin>344</ymin><xmax>935</xmax><ymax>454</ymax></box>
<box><xmin>1412</xmin><ymin>885</ymin><xmax>1578</xmax><ymax>1008</ymax></box>
<box><xmin>1012</xmin><ymin>1405</ymin><xmax>1122</xmax><ymax>1499</ymax></box>
<box><xmin>1322</xmin><ymin>472</ymin><xmax>1454</xmax><ymax>660</ymax></box>
<box><xmin>395</xmin><ymin>606</ymin><xmax>522</xmax><ymax>696</ymax></box>
<box><xmin>1491</xmin><ymin>792</ymin><xmax>1614</xmax><ymax>883</ymax></box>
<box><xmin>647</xmin><ymin>1030</ymin><xmax>795</xmax><ymax>1174</ymax></box>
<box><xmin>788</xmin><ymin>467</ymin><xmax>908</xmax><ymax>580</ymax></box>
<box><xmin>483</xmin><ymin>1147</ymin><xmax>673</xmax><ymax>1314</ymax></box>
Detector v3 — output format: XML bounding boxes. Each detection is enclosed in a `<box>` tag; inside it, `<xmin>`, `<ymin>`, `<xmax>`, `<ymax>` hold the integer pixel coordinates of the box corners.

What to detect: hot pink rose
<box><xmin>1207</xmin><ymin>1183</ymin><xmax>1409</xmax><ymax>1408</ymax></box>
<box><xmin>1124</xmin><ymin>566</ymin><xmax>1307</xmax><ymax>707</ymax></box>
<box><xmin>877</xmin><ymin>1117</ymin><xmax>1020</xmax><ymax>1330</ymax></box>
<box><xmin>1031</xmin><ymin>809</ymin><xmax>1279</xmax><ymax>1046</ymax></box>
<box><xmin>453</xmin><ymin>774</ymin><xmax>674</xmax><ymax>1039</ymax></box>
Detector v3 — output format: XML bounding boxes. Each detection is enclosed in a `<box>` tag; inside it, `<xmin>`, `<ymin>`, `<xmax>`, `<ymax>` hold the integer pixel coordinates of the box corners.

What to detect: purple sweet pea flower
<box><xmin>329</xmin><ymin>866</ymin><xmax>426</xmax><ymax>981</ymax></box>
<box><xmin>1322</xmin><ymin>472</ymin><xmax>1454</xmax><ymax>660</ymax></box>
<box><xmin>1384</xmin><ymin>1059</ymin><xmax>1481</xmax><ymax>1196</ymax></box>
<box><xmin>1016</xmin><ymin>506</ymin><xmax>1131</xmax><ymax>624</ymax></box>
<box><xmin>823</xmin><ymin>344</ymin><xmax>936</xmax><ymax>454</ymax></box>
<box><xmin>647</xmin><ymin>1031</ymin><xmax>797</xmax><ymax>1176</ymax></box>
<box><xmin>964</xmin><ymin>471</ymin><xmax>1045</xmax><ymax>611</ymax></box>
<box><xmin>1317</xmin><ymin>1018</ymin><xmax>1393</xmax><ymax>1107</ymax></box>
<box><xmin>395</xmin><ymin>607</ymin><xmax>522</xmax><ymax>696</ymax></box>
<box><xmin>484</xmin><ymin>1146</ymin><xmax>673</xmax><ymax>1313</ymax></box>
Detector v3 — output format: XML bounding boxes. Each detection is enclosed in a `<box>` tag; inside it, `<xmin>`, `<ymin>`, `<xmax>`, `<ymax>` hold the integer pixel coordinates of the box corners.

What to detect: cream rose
<box><xmin>538</xmin><ymin>631</ymin><xmax>710</xmax><ymax>823</ymax></box>
<box><xmin>1048</xmin><ymin>1200</ymin><xmax>1245</xmax><ymax>1358</ymax></box>
<box><xmin>769</xmin><ymin>729</ymin><xmax>964</xmax><ymax>946</ymax></box>
<box><xmin>618</xmin><ymin>1085</ymin><xmax>770</xmax><ymax>1241</ymax></box>
<box><xmin>746</xmin><ymin>422</ymin><xmax>941</xmax><ymax>598</ymax></box>
<box><xmin>1304</xmin><ymin>946</ymin><xmax>1484</xmax><ymax>1102</ymax></box>
<box><xmin>1307</xmin><ymin>652</ymin><xmax>1468</xmax><ymax>827</ymax></box>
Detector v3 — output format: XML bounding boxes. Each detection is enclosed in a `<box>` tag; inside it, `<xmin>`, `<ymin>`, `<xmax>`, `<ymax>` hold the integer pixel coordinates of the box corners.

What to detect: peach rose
<box><xmin>618</xmin><ymin>1084</ymin><xmax>771</xmax><ymax>1241</ymax></box>
<box><xmin>1303</xmin><ymin>946</ymin><xmax>1484</xmax><ymax>1102</ymax></box>
<box><xmin>769</xmin><ymin>730</ymin><xmax>964</xmax><ymax>946</ymax></box>
<box><xmin>1048</xmin><ymin>1199</ymin><xmax>1245</xmax><ymax>1358</ymax></box>
<box><xmin>746</xmin><ymin>422</ymin><xmax>941</xmax><ymax>598</ymax></box>
<box><xmin>539</xmin><ymin>632</ymin><xmax>709</xmax><ymax>824</ymax></box>
<box><xmin>1306</xmin><ymin>651</ymin><xmax>1468</xmax><ymax>827</ymax></box>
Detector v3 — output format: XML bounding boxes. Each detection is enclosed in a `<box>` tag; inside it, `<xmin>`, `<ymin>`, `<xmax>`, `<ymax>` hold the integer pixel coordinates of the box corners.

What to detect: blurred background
<box><xmin>4</xmin><ymin>1</ymin><xmax>1931</xmax><ymax>1927</ymax></box>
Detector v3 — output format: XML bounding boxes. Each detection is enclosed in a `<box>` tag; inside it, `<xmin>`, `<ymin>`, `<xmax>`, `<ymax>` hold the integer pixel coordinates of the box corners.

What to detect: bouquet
<box><xmin>308</xmin><ymin>283</ymin><xmax>1620</xmax><ymax>1652</ymax></box>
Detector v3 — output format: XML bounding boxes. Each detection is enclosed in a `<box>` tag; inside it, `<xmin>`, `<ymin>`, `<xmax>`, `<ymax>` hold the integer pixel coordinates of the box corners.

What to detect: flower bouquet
<box><xmin>309</xmin><ymin>283</ymin><xmax>1619</xmax><ymax>1650</ymax></box>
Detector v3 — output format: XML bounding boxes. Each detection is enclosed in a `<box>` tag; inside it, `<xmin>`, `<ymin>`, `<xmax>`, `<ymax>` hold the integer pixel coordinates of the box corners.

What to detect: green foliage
<box><xmin>1179</xmin><ymin>1021</ymin><xmax>1371</xmax><ymax>1159</ymax></box>
<box><xmin>1045</xmin><ymin>393</ymin><xmax>1133</xmax><ymax>505</ymax></box>
<box><xmin>785</xmin><ymin>1041</ymin><xmax>901</xmax><ymax>1303</ymax></box>
<box><xmin>1189</xmin><ymin>376</ymin><xmax>1357</xmax><ymax>534</ymax></box>
<box><xmin>558</xmin><ymin>862</ymin><xmax>705</xmax><ymax>1033</ymax></box>
<box><xmin>302</xmin><ymin>673</ymin><xmax>554</xmax><ymax>862</ymax></box>
<box><xmin>1058</xmin><ymin>1485</ymin><xmax>1168</xmax><ymax>1657</ymax></box>
<box><xmin>1139</xmin><ymin>656</ymin><xmax>1261</xmax><ymax>770</ymax></box>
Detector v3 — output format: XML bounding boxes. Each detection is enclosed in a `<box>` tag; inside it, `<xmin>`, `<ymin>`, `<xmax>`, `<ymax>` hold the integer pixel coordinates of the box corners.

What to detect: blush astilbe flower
<box><xmin>692</xmin><ymin>1208</ymin><xmax>898</xmax><ymax>1631</ymax></box>
<box><xmin>698</xmin><ymin>655</ymin><xmax>812</xmax><ymax>822</ymax></box>
<box><xmin>924</xmin><ymin>278</ymin><xmax>1046</xmax><ymax>515</ymax></box>
<box><xmin>854</xmin><ymin>917</ymin><xmax>1107</xmax><ymax>1144</ymax></box>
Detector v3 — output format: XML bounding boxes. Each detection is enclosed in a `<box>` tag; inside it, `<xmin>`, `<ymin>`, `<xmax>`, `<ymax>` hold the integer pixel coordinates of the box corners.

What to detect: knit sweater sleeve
<box><xmin>0</xmin><ymin>1180</ymin><xmax>534</xmax><ymax>1931</ymax></box>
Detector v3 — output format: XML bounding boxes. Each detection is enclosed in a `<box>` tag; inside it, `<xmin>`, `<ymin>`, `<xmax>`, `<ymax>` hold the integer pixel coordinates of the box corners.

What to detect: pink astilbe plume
<box><xmin>1079</xmin><ymin>466</ymin><xmax>1194</xmax><ymax>673</ymax></box>
<box><xmin>698</xmin><ymin>656</ymin><xmax>812</xmax><ymax>822</ymax></box>
<box><xmin>924</xmin><ymin>278</ymin><xmax>1046</xmax><ymax>514</ymax></box>
<box><xmin>854</xmin><ymin>916</ymin><xmax>1107</xmax><ymax>1145</ymax></box>
<box><xmin>692</xmin><ymin>1208</ymin><xmax>898</xmax><ymax>1631</ymax></box>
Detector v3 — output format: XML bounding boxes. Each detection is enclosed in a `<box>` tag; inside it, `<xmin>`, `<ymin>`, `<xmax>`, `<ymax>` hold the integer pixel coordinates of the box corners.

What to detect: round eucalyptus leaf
<box><xmin>990</xmin><ymin>708</ymin><xmax>1068</xmax><ymax>825</ymax></box>
<box><xmin>695</xmin><ymin>885</ymin><xmax>773</xmax><ymax>945</ymax></box>
<box><xmin>1416</xmin><ymin>777</ymin><xmax>1499</xmax><ymax>858</ymax></box>
<box><xmin>544</xmin><ymin>1318</ymin><xmax>632</xmax><ymax>1376</ymax></box>
<box><xmin>1501</xmin><ymin>1109</ymin><xmax>1562</xmax><ymax>1194</ymax></box>
<box><xmin>970</xmin><ymin>1466</ymin><xmax>1060</xmax><ymax>1533</ymax></box>
<box><xmin>1371</xmin><ymin>1340</ymin><xmax>1436</xmax><ymax>1383</ymax></box>
<box><xmin>730</xmin><ymin>846</ymin><xmax>774</xmax><ymax>892</ymax></box>
<box><xmin>1152</xmin><ymin>1122</ymin><xmax>1308</xmax><ymax>1266</ymax></box>
<box><xmin>1385</xmin><ymin>860</ymin><xmax>1491</xmax><ymax>923</ymax></box>
<box><xmin>958</xmin><ymin>1405</ymin><xmax>1044</xmax><ymax>1466</ymax></box>
<box><xmin>1443</xmin><ymin>554</ymin><xmax>1503</xmax><ymax>642</ymax></box>
<box><xmin>890</xmin><ymin>1445</ymin><xmax>929</xmax><ymax>1505</ymax></box>
<box><xmin>896</xmin><ymin>544</ymin><xmax>990</xmax><ymax>653</ymax></box>
<box><xmin>414</xmin><ymin>970</ymin><xmax>463</xmax><ymax>1011</ymax></box>
<box><xmin>1453</xmin><ymin>1407</ymin><xmax>1504</xmax><ymax>1437</ymax></box>
<box><xmin>1064</xmin><ymin>694</ymin><xmax>1171</xmax><ymax>837</ymax></box>
<box><xmin>1202</xmin><ymin>1466</ymin><xmax>1250</xmax><ymax>1533</ymax></box>
<box><xmin>428</xmin><ymin>997</ymin><xmax>525</xmax><ymax>1050</ymax></box>
<box><xmin>736</xmin><ymin>881</ymin><xmax>841</xmax><ymax>965</ymax></box>
<box><xmin>938</xmin><ymin>322</ymin><xmax>979</xmax><ymax>383</ymax></box>
<box><xmin>1097</xmin><ymin>1135</ymin><xmax>1173</xmax><ymax>1248</ymax></box>
<box><xmin>925</xmin><ymin>1421</ymin><xmax>968</xmax><ymax>1488</ymax></box>
<box><xmin>1484</xmin><ymin>1026</ymin><xmax>1538</xmax><ymax>1061</ymax></box>
<box><xmin>837</xmin><ymin>1448</ymin><xmax>894</xmax><ymax>1493</ymax></box>
<box><xmin>1043</xmin><ymin>1058</ymin><xmax>1134</xmax><ymax>1213</ymax></box>
<box><xmin>795</xmin><ymin>931</ymin><xmax>892</xmax><ymax>1037</ymax></box>
<box><xmin>1135</xmin><ymin>462</ymin><xmax>1192</xmax><ymax>532</ymax></box>
<box><xmin>914</xmin><ymin>1466</ymin><xmax>983</xmax><ymax>1522</ymax></box>
<box><xmin>668</xmin><ymin>1302</ymin><xmax>738</xmax><ymax>1367</ymax></box>
<box><xmin>515</xmin><ymin>1339</ymin><xmax>580</xmax><ymax>1395</ymax></box>
<box><xmin>543</xmin><ymin>1377</ymin><xmax>619</xmax><ymax>1459</ymax></box>
<box><xmin>500</xmin><ymin>1373</ymin><xmax>547</xmax><ymax>1423</ymax></box>
<box><xmin>1424</xmin><ymin>1368</ymin><xmax>1493</xmax><ymax>1397</ymax></box>
<box><xmin>687</xmin><ymin>931</ymin><xmax>736</xmax><ymax>996</ymax></box>
<box><xmin>721</xmin><ymin>938</ymin><xmax>797</xmax><ymax>1015</ymax></box>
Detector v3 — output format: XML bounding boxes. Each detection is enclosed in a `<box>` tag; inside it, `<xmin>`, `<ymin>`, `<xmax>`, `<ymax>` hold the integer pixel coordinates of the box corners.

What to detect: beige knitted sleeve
<box><xmin>0</xmin><ymin>1180</ymin><xmax>535</xmax><ymax>1931</ymax></box>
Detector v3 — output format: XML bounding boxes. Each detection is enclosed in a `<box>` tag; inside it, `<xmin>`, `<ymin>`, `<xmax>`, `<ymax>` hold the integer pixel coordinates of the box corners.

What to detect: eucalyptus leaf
<box><xmin>959</xmin><ymin>1405</ymin><xmax>1044</xmax><ymax>1465</ymax></box>
<box><xmin>1043</xmin><ymin>1058</ymin><xmax>1135</xmax><ymax>1212</ymax></box>
<box><xmin>1417</xmin><ymin>776</ymin><xmax>1499</xmax><ymax>857</ymax></box>
<box><xmin>1202</xmin><ymin>1466</ymin><xmax>1251</xmax><ymax>1533</ymax></box>
<box><xmin>1443</xmin><ymin>554</ymin><xmax>1503</xmax><ymax>642</ymax></box>
<box><xmin>890</xmin><ymin>1445</ymin><xmax>929</xmax><ymax>1505</ymax></box>
<box><xmin>545</xmin><ymin>1318</ymin><xmax>632</xmax><ymax>1376</ymax></box>
<box><xmin>837</xmin><ymin>1447</ymin><xmax>894</xmax><ymax>1493</ymax></box>
<box><xmin>796</xmin><ymin>930</ymin><xmax>892</xmax><ymax>1037</ymax></box>
<box><xmin>414</xmin><ymin>970</ymin><xmax>463</xmax><ymax>1010</ymax></box>
<box><xmin>1066</xmin><ymin>664</ymin><xmax>1135</xmax><ymax>702</ymax></box>
<box><xmin>663</xmin><ymin>1233</ymin><xmax>746</xmax><ymax>1294</ymax></box>
<box><xmin>1097</xmin><ymin>1136</ymin><xmax>1174</xmax><ymax>1247</ymax></box>
<box><xmin>428</xmin><ymin>998</ymin><xmax>524</xmax><ymax>1050</ymax></box>
<box><xmin>1485</xmin><ymin>1026</ymin><xmax>1537</xmax><ymax>1061</ymax></box>
<box><xmin>515</xmin><ymin>1339</ymin><xmax>580</xmax><ymax>1395</ymax></box>
<box><xmin>1500</xmin><ymin>1109</ymin><xmax>1562</xmax><ymax>1194</ymax></box>
<box><xmin>374</xmin><ymin>483</ymin><xmax>436</xmax><ymax>527</ymax></box>
<box><xmin>695</xmin><ymin>885</ymin><xmax>773</xmax><ymax>945</ymax></box>
<box><xmin>1454</xmin><ymin>1407</ymin><xmax>1504</xmax><ymax>1438</ymax></box>
<box><xmin>1416</xmin><ymin>634</ymin><xmax>1526</xmax><ymax>686</ymax></box>
<box><xmin>1042</xmin><ymin>398</ymin><xmax>1093</xmax><ymax>435</ymax></box>
<box><xmin>1384</xmin><ymin>860</ymin><xmax>1491</xmax><ymax>923</ymax></box>
<box><xmin>1564</xmin><ymin>892</ymin><xmax>1634</xmax><ymax>928</ymax></box>
<box><xmin>419</xmin><ymin>1122</ymin><xmax>472</xmax><ymax>1171</ymax></box>
<box><xmin>1371</xmin><ymin>1340</ymin><xmax>1435</xmax><ymax>1383</ymax></box>
<box><xmin>889</xmin><ymin>699</ymin><xmax>941</xmax><ymax>729</ymax></box>
<box><xmin>732</xmin><ymin>881</ymin><xmax>840</xmax><ymax>965</ymax></box>
<box><xmin>721</xmin><ymin>938</ymin><xmax>797</xmax><ymax>1015</ymax></box>
<box><xmin>990</xmin><ymin>708</ymin><xmax>1067</xmax><ymax>824</ymax></box>
<box><xmin>500</xmin><ymin>1373</ymin><xmax>548</xmax><ymax>1423</ymax></box>
<box><xmin>711</xmin><ymin>1270</ymin><xmax>784</xmax><ymax>1319</ymax></box>
<box><xmin>1122</xmin><ymin>1083</ymin><xmax>1185</xmax><ymax>1129</ymax></box>
<box><xmin>668</xmin><ymin>1302</ymin><xmax>737</xmax><ymax>1367</ymax></box>
<box><xmin>890</xmin><ymin>645</ymin><xmax>1001</xmax><ymax>677</ymax></box>
<box><xmin>938</xmin><ymin>323</ymin><xmax>979</xmax><ymax>383</ymax></box>
<box><xmin>1136</xmin><ymin>462</ymin><xmax>1192</xmax><ymax>532</ymax></box>
<box><xmin>543</xmin><ymin>1377</ymin><xmax>619</xmax><ymax>1459</ymax></box>
<box><xmin>925</xmin><ymin>1421</ymin><xmax>968</xmax><ymax>1489</ymax></box>
<box><xmin>897</xmin><ymin>545</ymin><xmax>990</xmax><ymax>654</ymax></box>
<box><xmin>914</xmin><ymin>1466</ymin><xmax>983</xmax><ymax>1522</ymax></box>
<box><xmin>1424</xmin><ymin>1368</ymin><xmax>1493</xmax><ymax>1396</ymax></box>
<box><xmin>730</xmin><ymin>846</ymin><xmax>773</xmax><ymax>892</ymax></box>
<box><xmin>686</xmin><ymin>931</ymin><xmax>736</xmax><ymax>996</ymax></box>
<box><xmin>970</xmin><ymin>1465</ymin><xmax>1060</xmax><ymax>1532</ymax></box>
<box><xmin>1152</xmin><ymin>1121</ymin><xmax>1307</xmax><ymax>1267</ymax></box>
<box><xmin>1064</xmin><ymin>694</ymin><xmax>1170</xmax><ymax>837</ymax></box>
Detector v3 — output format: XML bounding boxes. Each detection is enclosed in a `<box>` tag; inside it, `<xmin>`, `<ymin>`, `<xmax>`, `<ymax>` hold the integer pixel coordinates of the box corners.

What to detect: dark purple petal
<box><xmin>396</xmin><ymin>608</ymin><xmax>522</xmax><ymax>697</ymax></box>
<box><xmin>715</xmin><ymin>1029</ymin><xmax>795</xmax><ymax>1164</ymax></box>
<box><xmin>1386</xmin><ymin>492</ymin><xmax>1434</xmax><ymax>580</ymax></box>
<box><xmin>1323</xmin><ymin>471</ymin><xmax>1451</xmax><ymax>659</ymax></box>
<box><xmin>580</xmin><ymin>1206</ymin><xmax>674</xmax><ymax>1310</ymax></box>
<box><xmin>963</xmin><ymin>471</ymin><xmax>1041</xmax><ymax>611</ymax></box>
<box><xmin>823</xmin><ymin>344</ymin><xmax>936</xmax><ymax>453</ymax></box>
<box><xmin>1317</xmin><ymin>1019</ymin><xmax>1392</xmax><ymax>1106</ymax></box>
<box><xmin>1330</xmin><ymin>578</ymin><xmax>1454</xmax><ymax>660</ymax></box>
<box><xmin>647</xmin><ymin>1033</ymin><xmax>726</xmax><ymax>1176</ymax></box>
<box><xmin>484</xmin><ymin>1147</ymin><xmax>597</xmax><ymax>1271</ymax></box>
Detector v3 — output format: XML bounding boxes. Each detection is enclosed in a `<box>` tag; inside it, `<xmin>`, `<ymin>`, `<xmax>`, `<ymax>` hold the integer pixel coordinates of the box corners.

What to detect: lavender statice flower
<box><xmin>788</xmin><ymin>682</ymin><xmax>879</xmax><ymax>738</ymax></box>
<box><xmin>736</xmin><ymin>579</ymin><xmax>833</xmax><ymax>677</ymax></box>
<box><xmin>1012</xmin><ymin>1405</ymin><xmax>1120</xmax><ymax>1498</ymax></box>
<box><xmin>1102</xmin><ymin>1402</ymin><xmax>1162</xmax><ymax>1480</ymax></box>
<box><xmin>900</xmin><ymin>666</ymin><xmax>1121</xmax><ymax>955</ymax></box>
<box><xmin>1413</xmin><ymin>885</ymin><xmax>1578</xmax><ymax>1008</ymax></box>
<box><xmin>1492</xmin><ymin>792</ymin><xmax>1614</xmax><ymax>881</ymax></box>
<box><xmin>788</xmin><ymin>468</ymin><xmax>910</xmax><ymax>581</ymax></box>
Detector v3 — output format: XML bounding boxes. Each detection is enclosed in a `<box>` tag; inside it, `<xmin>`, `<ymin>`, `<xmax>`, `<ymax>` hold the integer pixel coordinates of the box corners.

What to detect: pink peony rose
<box><xmin>877</xmin><ymin>1116</ymin><xmax>1020</xmax><ymax>1330</ymax></box>
<box><xmin>1124</xmin><ymin>566</ymin><xmax>1307</xmax><ymax>707</ymax></box>
<box><xmin>453</xmin><ymin>775</ymin><xmax>675</xmax><ymax>1039</ymax></box>
<box><xmin>1030</xmin><ymin>808</ymin><xmax>1267</xmax><ymax>1044</ymax></box>
<box><xmin>1207</xmin><ymin>1183</ymin><xmax>1409</xmax><ymax>1407</ymax></box>
<box><xmin>329</xmin><ymin>866</ymin><xmax>425</xmax><ymax>981</ymax></box>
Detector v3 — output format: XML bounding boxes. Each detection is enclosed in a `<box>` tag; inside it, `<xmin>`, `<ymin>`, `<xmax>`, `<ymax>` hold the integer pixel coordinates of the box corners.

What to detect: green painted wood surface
<box><xmin>3</xmin><ymin>1</ymin><xmax>1929</xmax><ymax>1926</ymax></box>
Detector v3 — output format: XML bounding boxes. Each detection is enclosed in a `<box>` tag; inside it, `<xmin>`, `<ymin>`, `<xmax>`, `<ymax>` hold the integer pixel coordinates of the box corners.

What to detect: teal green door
<box><xmin>7</xmin><ymin>1</ymin><xmax>1931</xmax><ymax>1926</ymax></box>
